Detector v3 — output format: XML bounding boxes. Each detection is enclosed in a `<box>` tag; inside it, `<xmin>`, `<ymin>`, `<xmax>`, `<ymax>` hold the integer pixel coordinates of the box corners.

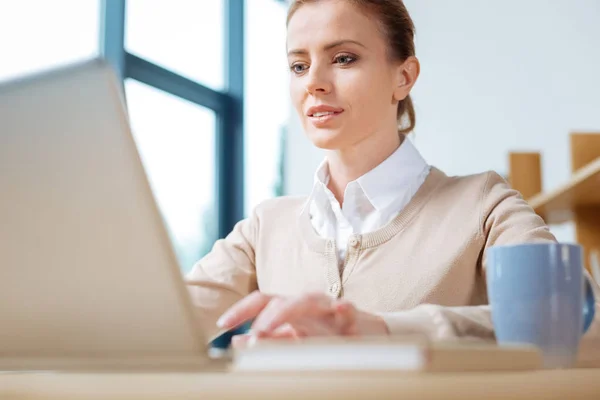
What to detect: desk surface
<box><xmin>1</xmin><ymin>369</ymin><xmax>599</xmax><ymax>400</ymax></box>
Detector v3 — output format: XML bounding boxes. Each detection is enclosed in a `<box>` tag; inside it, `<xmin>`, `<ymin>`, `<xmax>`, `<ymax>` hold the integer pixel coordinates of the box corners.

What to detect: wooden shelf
<box><xmin>508</xmin><ymin>133</ymin><xmax>600</xmax><ymax>272</ymax></box>
<box><xmin>528</xmin><ymin>157</ymin><xmax>600</xmax><ymax>224</ymax></box>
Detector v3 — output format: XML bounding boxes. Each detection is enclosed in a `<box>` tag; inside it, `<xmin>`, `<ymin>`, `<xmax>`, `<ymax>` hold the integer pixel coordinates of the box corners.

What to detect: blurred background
<box><xmin>1</xmin><ymin>0</ymin><xmax>289</xmax><ymax>274</ymax></box>
<box><xmin>1</xmin><ymin>0</ymin><xmax>599</xmax><ymax>276</ymax></box>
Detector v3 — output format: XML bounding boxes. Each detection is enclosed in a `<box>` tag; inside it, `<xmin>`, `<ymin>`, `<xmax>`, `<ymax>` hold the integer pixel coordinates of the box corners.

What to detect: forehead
<box><xmin>287</xmin><ymin>0</ymin><xmax>383</xmax><ymax>50</ymax></box>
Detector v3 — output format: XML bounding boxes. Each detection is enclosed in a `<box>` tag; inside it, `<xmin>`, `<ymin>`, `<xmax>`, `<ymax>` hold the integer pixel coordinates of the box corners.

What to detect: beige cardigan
<box><xmin>186</xmin><ymin>168</ymin><xmax>600</xmax><ymax>364</ymax></box>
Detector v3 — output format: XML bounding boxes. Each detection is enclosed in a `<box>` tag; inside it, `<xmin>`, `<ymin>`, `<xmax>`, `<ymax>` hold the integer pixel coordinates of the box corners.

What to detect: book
<box><xmin>231</xmin><ymin>336</ymin><xmax>542</xmax><ymax>373</ymax></box>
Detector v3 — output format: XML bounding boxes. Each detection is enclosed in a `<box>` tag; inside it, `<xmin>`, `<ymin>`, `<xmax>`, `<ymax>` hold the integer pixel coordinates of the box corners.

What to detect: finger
<box><xmin>269</xmin><ymin>317</ymin><xmax>341</xmax><ymax>337</ymax></box>
<box><xmin>255</xmin><ymin>321</ymin><xmax>308</xmax><ymax>339</ymax></box>
<box><xmin>255</xmin><ymin>316</ymin><xmax>341</xmax><ymax>340</ymax></box>
<box><xmin>335</xmin><ymin>300</ymin><xmax>358</xmax><ymax>335</ymax></box>
<box><xmin>251</xmin><ymin>293</ymin><xmax>336</xmax><ymax>333</ymax></box>
<box><xmin>293</xmin><ymin>317</ymin><xmax>339</xmax><ymax>336</ymax></box>
<box><xmin>231</xmin><ymin>334</ymin><xmax>252</xmax><ymax>349</ymax></box>
<box><xmin>269</xmin><ymin>323</ymin><xmax>302</xmax><ymax>339</ymax></box>
<box><xmin>237</xmin><ymin>324</ymin><xmax>301</xmax><ymax>348</ymax></box>
<box><xmin>250</xmin><ymin>298</ymin><xmax>292</xmax><ymax>338</ymax></box>
<box><xmin>233</xmin><ymin>325</ymin><xmax>300</xmax><ymax>351</ymax></box>
<box><xmin>217</xmin><ymin>291</ymin><xmax>273</xmax><ymax>330</ymax></box>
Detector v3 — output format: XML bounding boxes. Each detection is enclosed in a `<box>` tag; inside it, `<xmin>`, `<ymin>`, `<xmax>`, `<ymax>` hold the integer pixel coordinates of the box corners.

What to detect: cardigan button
<box><xmin>329</xmin><ymin>283</ymin><xmax>340</xmax><ymax>294</ymax></box>
<box><xmin>349</xmin><ymin>237</ymin><xmax>359</xmax><ymax>247</ymax></box>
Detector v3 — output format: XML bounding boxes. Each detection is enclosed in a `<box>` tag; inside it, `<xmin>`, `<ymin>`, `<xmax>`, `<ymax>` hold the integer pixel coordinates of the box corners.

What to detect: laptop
<box><xmin>0</xmin><ymin>59</ymin><xmax>225</xmax><ymax>372</ymax></box>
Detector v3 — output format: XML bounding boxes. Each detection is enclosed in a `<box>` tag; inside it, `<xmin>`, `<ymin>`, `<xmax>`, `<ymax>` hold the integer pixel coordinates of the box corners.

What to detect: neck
<box><xmin>326</xmin><ymin>132</ymin><xmax>403</xmax><ymax>206</ymax></box>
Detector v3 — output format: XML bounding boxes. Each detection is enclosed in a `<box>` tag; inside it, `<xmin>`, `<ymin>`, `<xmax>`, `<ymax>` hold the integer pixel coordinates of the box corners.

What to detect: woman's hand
<box><xmin>216</xmin><ymin>291</ymin><xmax>389</xmax><ymax>345</ymax></box>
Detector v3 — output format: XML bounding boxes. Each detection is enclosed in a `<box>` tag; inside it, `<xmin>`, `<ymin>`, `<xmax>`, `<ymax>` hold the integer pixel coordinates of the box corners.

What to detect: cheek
<box><xmin>338</xmin><ymin>70</ymin><xmax>392</xmax><ymax>123</ymax></box>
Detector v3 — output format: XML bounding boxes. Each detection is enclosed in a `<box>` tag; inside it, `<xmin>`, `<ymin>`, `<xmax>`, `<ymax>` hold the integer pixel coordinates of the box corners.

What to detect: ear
<box><xmin>393</xmin><ymin>56</ymin><xmax>420</xmax><ymax>103</ymax></box>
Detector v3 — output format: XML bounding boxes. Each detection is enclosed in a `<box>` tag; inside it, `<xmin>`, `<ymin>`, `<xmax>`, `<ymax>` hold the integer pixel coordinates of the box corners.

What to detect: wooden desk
<box><xmin>1</xmin><ymin>369</ymin><xmax>599</xmax><ymax>400</ymax></box>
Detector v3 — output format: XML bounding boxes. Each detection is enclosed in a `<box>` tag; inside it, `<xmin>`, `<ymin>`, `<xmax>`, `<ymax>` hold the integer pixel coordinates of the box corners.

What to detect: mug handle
<box><xmin>583</xmin><ymin>276</ymin><xmax>596</xmax><ymax>333</ymax></box>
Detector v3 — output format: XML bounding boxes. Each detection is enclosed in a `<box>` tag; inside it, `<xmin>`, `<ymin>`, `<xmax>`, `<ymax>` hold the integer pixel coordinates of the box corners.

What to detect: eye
<box><xmin>290</xmin><ymin>63</ymin><xmax>309</xmax><ymax>75</ymax></box>
<box><xmin>334</xmin><ymin>54</ymin><xmax>357</xmax><ymax>66</ymax></box>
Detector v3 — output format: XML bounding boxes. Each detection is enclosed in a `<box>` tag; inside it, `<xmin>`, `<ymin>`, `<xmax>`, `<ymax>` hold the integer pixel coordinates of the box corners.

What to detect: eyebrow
<box><xmin>287</xmin><ymin>40</ymin><xmax>366</xmax><ymax>56</ymax></box>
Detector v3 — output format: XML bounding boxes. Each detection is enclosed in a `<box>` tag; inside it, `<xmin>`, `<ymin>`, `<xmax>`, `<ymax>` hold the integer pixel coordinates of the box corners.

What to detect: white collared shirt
<box><xmin>308</xmin><ymin>137</ymin><xmax>431</xmax><ymax>263</ymax></box>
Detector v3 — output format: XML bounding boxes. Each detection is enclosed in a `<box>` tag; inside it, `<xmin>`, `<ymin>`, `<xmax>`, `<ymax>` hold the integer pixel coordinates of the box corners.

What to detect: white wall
<box><xmin>284</xmin><ymin>0</ymin><xmax>600</xmax><ymax>240</ymax></box>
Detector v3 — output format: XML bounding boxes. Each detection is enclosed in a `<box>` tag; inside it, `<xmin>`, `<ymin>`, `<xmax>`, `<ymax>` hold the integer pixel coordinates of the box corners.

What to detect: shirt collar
<box><xmin>300</xmin><ymin>158</ymin><xmax>331</xmax><ymax>217</ymax></box>
<box><xmin>310</xmin><ymin>159</ymin><xmax>337</xmax><ymax>213</ymax></box>
<box><xmin>306</xmin><ymin>137</ymin><xmax>429</xmax><ymax>214</ymax></box>
<box><xmin>356</xmin><ymin>137</ymin><xmax>429</xmax><ymax>212</ymax></box>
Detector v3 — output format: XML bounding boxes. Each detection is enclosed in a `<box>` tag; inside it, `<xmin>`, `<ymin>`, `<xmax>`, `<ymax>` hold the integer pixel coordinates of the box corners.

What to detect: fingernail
<box><xmin>247</xmin><ymin>335</ymin><xmax>258</xmax><ymax>347</ymax></box>
<box><xmin>249</xmin><ymin>326</ymin><xmax>266</xmax><ymax>337</ymax></box>
<box><xmin>217</xmin><ymin>315</ymin><xmax>229</xmax><ymax>328</ymax></box>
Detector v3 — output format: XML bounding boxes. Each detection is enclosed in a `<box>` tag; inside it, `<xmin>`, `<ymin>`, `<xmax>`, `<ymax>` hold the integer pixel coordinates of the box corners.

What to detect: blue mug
<box><xmin>486</xmin><ymin>243</ymin><xmax>596</xmax><ymax>368</ymax></box>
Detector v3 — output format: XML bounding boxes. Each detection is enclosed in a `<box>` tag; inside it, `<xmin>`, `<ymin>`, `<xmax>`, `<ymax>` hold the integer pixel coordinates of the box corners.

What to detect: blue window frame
<box><xmin>100</xmin><ymin>0</ymin><xmax>245</xmax><ymax>244</ymax></box>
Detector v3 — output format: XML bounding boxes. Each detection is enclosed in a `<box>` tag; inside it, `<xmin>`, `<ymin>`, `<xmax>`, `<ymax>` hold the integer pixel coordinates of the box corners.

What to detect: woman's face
<box><xmin>287</xmin><ymin>0</ymin><xmax>411</xmax><ymax>151</ymax></box>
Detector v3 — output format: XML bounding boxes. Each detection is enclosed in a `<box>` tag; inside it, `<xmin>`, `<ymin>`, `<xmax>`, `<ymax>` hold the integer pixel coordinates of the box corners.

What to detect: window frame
<box><xmin>99</xmin><ymin>0</ymin><xmax>245</xmax><ymax>240</ymax></box>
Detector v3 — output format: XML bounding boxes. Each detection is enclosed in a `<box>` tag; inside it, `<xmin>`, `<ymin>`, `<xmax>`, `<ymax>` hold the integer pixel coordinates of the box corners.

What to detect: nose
<box><xmin>304</xmin><ymin>64</ymin><xmax>332</xmax><ymax>95</ymax></box>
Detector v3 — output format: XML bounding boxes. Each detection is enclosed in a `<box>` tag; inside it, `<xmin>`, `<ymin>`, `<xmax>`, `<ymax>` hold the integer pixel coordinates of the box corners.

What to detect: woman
<box><xmin>187</xmin><ymin>0</ymin><xmax>600</xmax><ymax>349</ymax></box>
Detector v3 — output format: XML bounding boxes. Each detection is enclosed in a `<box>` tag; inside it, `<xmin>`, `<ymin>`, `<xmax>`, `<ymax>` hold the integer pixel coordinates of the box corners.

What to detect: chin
<box><xmin>305</xmin><ymin>128</ymin><xmax>347</xmax><ymax>150</ymax></box>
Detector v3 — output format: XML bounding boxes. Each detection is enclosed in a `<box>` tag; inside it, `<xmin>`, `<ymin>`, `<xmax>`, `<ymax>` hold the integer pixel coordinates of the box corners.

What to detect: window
<box><xmin>103</xmin><ymin>0</ymin><xmax>288</xmax><ymax>277</ymax></box>
<box><xmin>0</xmin><ymin>0</ymin><xmax>100</xmax><ymax>82</ymax></box>
<box><xmin>125</xmin><ymin>80</ymin><xmax>218</xmax><ymax>274</ymax></box>
<box><xmin>126</xmin><ymin>0</ymin><xmax>225</xmax><ymax>90</ymax></box>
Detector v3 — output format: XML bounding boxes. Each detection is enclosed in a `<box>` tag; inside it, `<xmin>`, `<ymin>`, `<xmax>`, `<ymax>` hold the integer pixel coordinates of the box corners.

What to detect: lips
<box><xmin>306</xmin><ymin>105</ymin><xmax>344</xmax><ymax>117</ymax></box>
<box><xmin>306</xmin><ymin>105</ymin><xmax>344</xmax><ymax>127</ymax></box>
